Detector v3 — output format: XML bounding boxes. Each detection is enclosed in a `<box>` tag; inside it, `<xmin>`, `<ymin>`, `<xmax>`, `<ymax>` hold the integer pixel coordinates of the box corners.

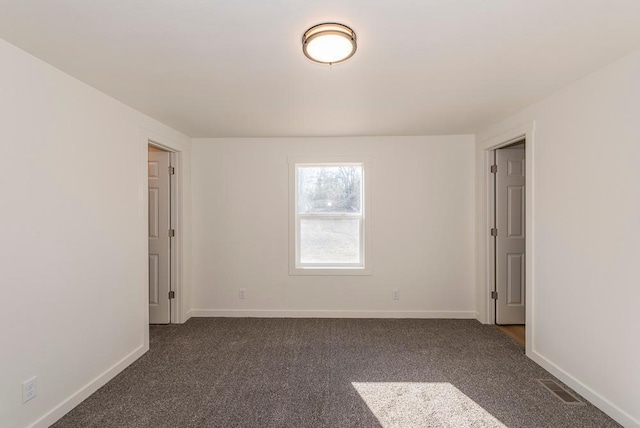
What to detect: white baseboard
<box><xmin>188</xmin><ymin>309</ymin><xmax>477</xmax><ymax>319</ymax></box>
<box><xmin>29</xmin><ymin>344</ymin><xmax>149</xmax><ymax>428</ymax></box>
<box><xmin>529</xmin><ymin>349</ymin><xmax>639</xmax><ymax>428</ymax></box>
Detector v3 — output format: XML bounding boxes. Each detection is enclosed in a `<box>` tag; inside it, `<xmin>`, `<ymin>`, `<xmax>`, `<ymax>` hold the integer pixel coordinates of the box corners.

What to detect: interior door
<box><xmin>148</xmin><ymin>146</ymin><xmax>171</xmax><ymax>324</ymax></box>
<box><xmin>495</xmin><ymin>144</ymin><xmax>525</xmax><ymax>324</ymax></box>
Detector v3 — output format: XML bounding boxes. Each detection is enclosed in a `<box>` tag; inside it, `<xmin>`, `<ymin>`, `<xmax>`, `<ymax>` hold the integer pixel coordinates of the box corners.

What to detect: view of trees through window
<box><xmin>296</xmin><ymin>165</ymin><xmax>363</xmax><ymax>266</ymax></box>
<box><xmin>297</xmin><ymin>166</ymin><xmax>362</xmax><ymax>214</ymax></box>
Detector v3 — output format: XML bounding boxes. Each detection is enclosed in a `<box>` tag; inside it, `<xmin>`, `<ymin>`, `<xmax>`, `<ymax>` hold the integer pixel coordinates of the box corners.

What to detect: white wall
<box><xmin>191</xmin><ymin>136</ymin><xmax>475</xmax><ymax>317</ymax></box>
<box><xmin>477</xmin><ymin>49</ymin><xmax>640</xmax><ymax>427</ymax></box>
<box><xmin>0</xmin><ymin>39</ymin><xmax>191</xmax><ymax>428</ymax></box>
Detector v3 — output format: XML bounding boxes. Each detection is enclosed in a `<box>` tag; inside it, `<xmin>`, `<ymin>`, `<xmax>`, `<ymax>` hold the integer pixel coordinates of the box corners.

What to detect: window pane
<box><xmin>298</xmin><ymin>165</ymin><xmax>362</xmax><ymax>214</ymax></box>
<box><xmin>300</xmin><ymin>218</ymin><xmax>360</xmax><ymax>264</ymax></box>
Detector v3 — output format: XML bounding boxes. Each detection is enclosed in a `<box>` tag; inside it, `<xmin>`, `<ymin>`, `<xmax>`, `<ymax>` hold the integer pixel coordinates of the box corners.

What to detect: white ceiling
<box><xmin>2</xmin><ymin>1</ymin><xmax>640</xmax><ymax>138</ymax></box>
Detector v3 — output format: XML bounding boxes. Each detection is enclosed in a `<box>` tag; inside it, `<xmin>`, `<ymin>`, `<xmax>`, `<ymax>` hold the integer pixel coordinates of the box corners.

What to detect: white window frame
<box><xmin>288</xmin><ymin>156</ymin><xmax>372</xmax><ymax>276</ymax></box>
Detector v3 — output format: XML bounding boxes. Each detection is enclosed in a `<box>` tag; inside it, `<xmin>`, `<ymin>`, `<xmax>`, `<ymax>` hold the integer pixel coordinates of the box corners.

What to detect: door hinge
<box><xmin>168</xmin><ymin>166</ymin><xmax>175</xmax><ymax>175</ymax></box>
<box><xmin>490</xmin><ymin>228</ymin><xmax>498</xmax><ymax>237</ymax></box>
<box><xmin>491</xmin><ymin>291</ymin><xmax>498</xmax><ymax>300</ymax></box>
<box><xmin>169</xmin><ymin>229</ymin><xmax>175</xmax><ymax>237</ymax></box>
<box><xmin>168</xmin><ymin>291</ymin><xmax>175</xmax><ymax>299</ymax></box>
<box><xmin>490</xmin><ymin>164</ymin><xmax>497</xmax><ymax>174</ymax></box>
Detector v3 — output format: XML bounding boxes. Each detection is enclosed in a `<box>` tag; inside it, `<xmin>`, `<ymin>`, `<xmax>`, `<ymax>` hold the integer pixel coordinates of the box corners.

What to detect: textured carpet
<box><xmin>52</xmin><ymin>318</ymin><xmax>620</xmax><ymax>428</ymax></box>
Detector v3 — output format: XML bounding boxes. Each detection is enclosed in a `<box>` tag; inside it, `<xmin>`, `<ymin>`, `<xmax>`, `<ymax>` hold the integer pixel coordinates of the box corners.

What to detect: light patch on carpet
<box><xmin>352</xmin><ymin>382</ymin><xmax>507</xmax><ymax>428</ymax></box>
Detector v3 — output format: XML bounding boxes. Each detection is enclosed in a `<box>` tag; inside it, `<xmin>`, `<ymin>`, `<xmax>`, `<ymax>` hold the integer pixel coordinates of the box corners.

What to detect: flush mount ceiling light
<box><xmin>302</xmin><ymin>22</ymin><xmax>357</xmax><ymax>65</ymax></box>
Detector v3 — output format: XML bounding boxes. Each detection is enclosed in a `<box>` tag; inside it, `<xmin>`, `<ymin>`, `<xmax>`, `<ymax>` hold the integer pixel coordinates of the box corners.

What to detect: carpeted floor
<box><xmin>52</xmin><ymin>318</ymin><xmax>620</xmax><ymax>428</ymax></box>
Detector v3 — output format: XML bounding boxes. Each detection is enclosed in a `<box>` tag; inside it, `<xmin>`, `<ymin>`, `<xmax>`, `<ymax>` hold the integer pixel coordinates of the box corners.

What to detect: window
<box><xmin>289</xmin><ymin>158</ymin><xmax>371</xmax><ymax>275</ymax></box>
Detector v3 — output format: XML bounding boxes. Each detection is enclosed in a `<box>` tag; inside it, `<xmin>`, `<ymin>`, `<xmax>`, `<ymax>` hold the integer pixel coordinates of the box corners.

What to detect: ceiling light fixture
<box><xmin>302</xmin><ymin>22</ymin><xmax>357</xmax><ymax>65</ymax></box>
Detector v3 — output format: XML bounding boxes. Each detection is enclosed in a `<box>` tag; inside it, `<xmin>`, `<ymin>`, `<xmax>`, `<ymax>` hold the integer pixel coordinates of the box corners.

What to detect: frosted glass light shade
<box><xmin>302</xmin><ymin>23</ymin><xmax>357</xmax><ymax>64</ymax></box>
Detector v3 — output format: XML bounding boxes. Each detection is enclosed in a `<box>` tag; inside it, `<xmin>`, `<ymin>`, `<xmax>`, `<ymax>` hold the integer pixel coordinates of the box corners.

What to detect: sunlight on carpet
<box><xmin>352</xmin><ymin>382</ymin><xmax>507</xmax><ymax>428</ymax></box>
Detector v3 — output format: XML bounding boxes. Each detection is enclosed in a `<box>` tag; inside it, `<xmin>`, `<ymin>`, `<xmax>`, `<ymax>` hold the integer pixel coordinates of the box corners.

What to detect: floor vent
<box><xmin>537</xmin><ymin>379</ymin><xmax>584</xmax><ymax>405</ymax></box>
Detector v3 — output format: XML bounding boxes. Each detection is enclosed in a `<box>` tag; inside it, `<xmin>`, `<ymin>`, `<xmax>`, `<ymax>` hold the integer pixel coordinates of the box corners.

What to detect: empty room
<box><xmin>1</xmin><ymin>1</ymin><xmax>639</xmax><ymax>427</ymax></box>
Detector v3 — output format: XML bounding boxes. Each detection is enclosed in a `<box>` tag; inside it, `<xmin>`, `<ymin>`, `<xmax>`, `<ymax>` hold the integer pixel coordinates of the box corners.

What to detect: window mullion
<box><xmin>298</xmin><ymin>213</ymin><xmax>362</xmax><ymax>219</ymax></box>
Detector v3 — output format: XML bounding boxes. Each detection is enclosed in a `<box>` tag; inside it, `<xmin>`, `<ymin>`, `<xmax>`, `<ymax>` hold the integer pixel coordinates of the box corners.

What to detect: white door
<box><xmin>148</xmin><ymin>146</ymin><xmax>171</xmax><ymax>324</ymax></box>
<box><xmin>495</xmin><ymin>145</ymin><xmax>525</xmax><ymax>324</ymax></box>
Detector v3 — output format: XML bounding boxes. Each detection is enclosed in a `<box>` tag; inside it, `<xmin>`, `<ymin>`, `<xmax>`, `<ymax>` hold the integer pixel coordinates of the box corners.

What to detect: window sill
<box><xmin>289</xmin><ymin>267</ymin><xmax>372</xmax><ymax>276</ymax></box>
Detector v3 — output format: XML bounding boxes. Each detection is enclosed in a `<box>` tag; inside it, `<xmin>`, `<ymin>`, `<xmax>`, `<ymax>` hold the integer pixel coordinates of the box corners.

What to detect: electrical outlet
<box><xmin>22</xmin><ymin>376</ymin><xmax>37</xmax><ymax>403</ymax></box>
<box><xmin>392</xmin><ymin>289</ymin><xmax>400</xmax><ymax>300</ymax></box>
<box><xmin>239</xmin><ymin>289</ymin><xmax>246</xmax><ymax>300</ymax></box>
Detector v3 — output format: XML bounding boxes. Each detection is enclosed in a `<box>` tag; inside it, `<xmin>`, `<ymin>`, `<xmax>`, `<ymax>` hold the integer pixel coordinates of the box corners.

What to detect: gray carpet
<box><xmin>52</xmin><ymin>318</ymin><xmax>620</xmax><ymax>428</ymax></box>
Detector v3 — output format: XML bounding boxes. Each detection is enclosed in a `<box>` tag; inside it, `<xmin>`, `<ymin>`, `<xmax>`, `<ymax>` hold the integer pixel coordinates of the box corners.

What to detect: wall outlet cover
<box><xmin>22</xmin><ymin>376</ymin><xmax>37</xmax><ymax>403</ymax></box>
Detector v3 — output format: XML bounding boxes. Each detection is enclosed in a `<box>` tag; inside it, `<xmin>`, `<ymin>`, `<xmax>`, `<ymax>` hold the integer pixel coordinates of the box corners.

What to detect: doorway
<box><xmin>491</xmin><ymin>140</ymin><xmax>526</xmax><ymax>335</ymax></box>
<box><xmin>478</xmin><ymin>122</ymin><xmax>534</xmax><ymax>353</ymax></box>
<box><xmin>148</xmin><ymin>145</ymin><xmax>174</xmax><ymax>324</ymax></box>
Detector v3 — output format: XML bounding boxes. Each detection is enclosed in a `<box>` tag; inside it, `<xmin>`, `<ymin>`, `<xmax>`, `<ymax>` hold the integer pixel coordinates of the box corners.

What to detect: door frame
<box><xmin>476</xmin><ymin>122</ymin><xmax>535</xmax><ymax>354</ymax></box>
<box><xmin>141</xmin><ymin>127</ymin><xmax>188</xmax><ymax>338</ymax></box>
<box><xmin>147</xmin><ymin>141</ymin><xmax>183</xmax><ymax>325</ymax></box>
